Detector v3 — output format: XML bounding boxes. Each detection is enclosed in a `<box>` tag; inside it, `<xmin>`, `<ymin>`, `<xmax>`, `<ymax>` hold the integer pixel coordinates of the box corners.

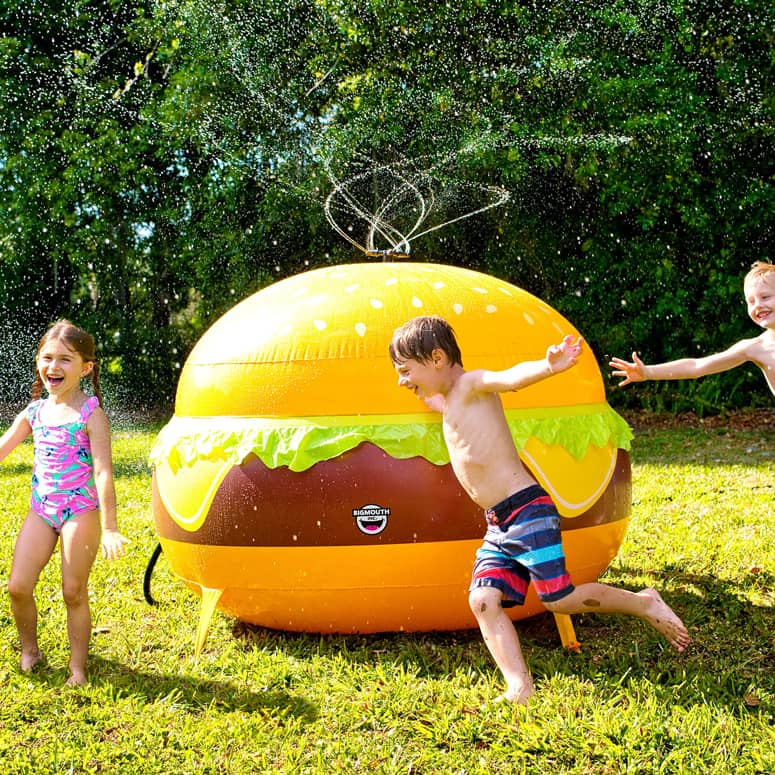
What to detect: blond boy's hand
<box><xmin>547</xmin><ymin>335</ymin><xmax>583</xmax><ymax>374</ymax></box>
<box><xmin>609</xmin><ymin>352</ymin><xmax>647</xmax><ymax>386</ymax></box>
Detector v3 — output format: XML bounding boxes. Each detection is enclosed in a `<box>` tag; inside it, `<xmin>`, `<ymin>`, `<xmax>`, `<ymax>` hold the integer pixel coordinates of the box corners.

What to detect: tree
<box><xmin>2</xmin><ymin>0</ymin><xmax>772</xmax><ymax>411</ymax></box>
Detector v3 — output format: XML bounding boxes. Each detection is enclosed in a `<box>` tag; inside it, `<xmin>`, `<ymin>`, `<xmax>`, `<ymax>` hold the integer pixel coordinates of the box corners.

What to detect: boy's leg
<box><xmin>545</xmin><ymin>583</ymin><xmax>690</xmax><ymax>652</ymax></box>
<box><xmin>7</xmin><ymin>511</ymin><xmax>59</xmax><ymax>670</ymax></box>
<box><xmin>509</xmin><ymin>492</ymin><xmax>690</xmax><ymax>652</ymax></box>
<box><xmin>59</xmin><ymin>511</ymin><xmax>101</xmax><ymax>685</ymax></box>
<box><xmin>469</xmin><ymin>585</ymin><xmax>535</xmax><ymax>704</ymax></box>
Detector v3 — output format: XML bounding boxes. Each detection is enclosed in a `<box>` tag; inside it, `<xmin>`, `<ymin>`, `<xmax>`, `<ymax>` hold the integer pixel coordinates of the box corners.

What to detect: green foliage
<box><xmin>0</xmin><ymin>0</ymin><xmax>772</xmax><ymax>411</ymax></box>
<box><xmin>0</xmin><ymin>423</ymin><xmax>772</xmax><ymax>773</ymax></box>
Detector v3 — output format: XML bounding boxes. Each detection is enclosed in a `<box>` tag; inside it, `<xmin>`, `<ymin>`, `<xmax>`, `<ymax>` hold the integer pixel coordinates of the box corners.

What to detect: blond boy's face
<box><xmin>744</xmin><ymin>274</ymin><xmax>775</xmax><ymax>331</ymax></box>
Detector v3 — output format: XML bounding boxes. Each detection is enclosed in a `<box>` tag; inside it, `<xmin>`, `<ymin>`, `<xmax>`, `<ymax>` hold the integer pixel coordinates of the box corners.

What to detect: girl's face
<box><xmin>745</xmin><ymin>275</ymin><xmax>775</xmax><ymax>331</ymax></box>
<box><xmin>36</xmin><ymin>338</ymin><xmax>93</xmax><ymax>396</ymax></box>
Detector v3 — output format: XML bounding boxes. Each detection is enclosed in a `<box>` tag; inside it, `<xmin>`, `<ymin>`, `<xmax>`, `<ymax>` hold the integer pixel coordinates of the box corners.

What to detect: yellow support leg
<box><xmin>194</xmin><ymin>587</ymin><xmax>224</xmax><ymax>658</ymax></box>
<box><xmin>553</xmin><ymin>612</ymin><xmax>581</xmax><ymax>652</ymax></box>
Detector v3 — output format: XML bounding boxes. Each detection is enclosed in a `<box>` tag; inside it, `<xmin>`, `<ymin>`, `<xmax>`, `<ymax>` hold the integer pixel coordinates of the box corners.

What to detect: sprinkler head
<box><xmin>365</xmin><ymin>249</ymin><xmax>411</xmax><ymax>260</ymax></box>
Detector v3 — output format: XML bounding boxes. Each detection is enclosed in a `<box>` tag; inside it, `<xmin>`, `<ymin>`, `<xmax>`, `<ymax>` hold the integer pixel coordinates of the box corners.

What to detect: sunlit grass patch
<box><xmin>0</xmin><ymin>423</ymin><xmax>772</xmax><ymax>774</ymax></box>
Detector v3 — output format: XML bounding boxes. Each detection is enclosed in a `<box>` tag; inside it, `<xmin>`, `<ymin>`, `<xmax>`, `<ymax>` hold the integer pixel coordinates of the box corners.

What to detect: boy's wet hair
<box><xmin>389</xmin><ymin>315</ymin><xmax>463</xmax><ymax>367</ymax></box>
<box><xmin>745</xmin><ymin>260</ymin><xmax>774</xmax><ymax>285</ymax></box>
<box><xmin>32</xmin><ymin>319</ymin><xmax>103</xmax><ymax>404</ymax></box>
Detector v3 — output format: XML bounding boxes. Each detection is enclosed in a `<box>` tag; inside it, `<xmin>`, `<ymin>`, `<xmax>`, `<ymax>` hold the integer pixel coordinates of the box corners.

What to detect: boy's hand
<box><xmin>609</xmin><ymin>352</ymin><xmax>646</xmax><ymax>386</ymax></box>
<box><xmin>101</xmin><ymin>529</ymin><xmax>130</xmax><ymax>560</ymax></box>
<box><xmin>547</xmin><ymin>335</ymin><xmax>583</xmax><ymax>374</ymax></box>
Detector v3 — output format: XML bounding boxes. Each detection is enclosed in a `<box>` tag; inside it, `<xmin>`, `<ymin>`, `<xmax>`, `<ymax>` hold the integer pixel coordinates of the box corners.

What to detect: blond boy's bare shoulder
<box><xmin>724</xmin><ymin>333</ymin><xmax>772</xmax><ymax>357</ymax></box>
<box><xmin>748</xmin><ymin>332</ymin><xmax>775</xmax><ymax>357</ymax></box>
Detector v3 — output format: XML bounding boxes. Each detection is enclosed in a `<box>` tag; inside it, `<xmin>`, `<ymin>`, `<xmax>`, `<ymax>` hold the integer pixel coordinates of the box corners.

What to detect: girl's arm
<box><xmin>0</xmin><ymin>411</ymin><xmax>32</xmax><ymax>463</ymax></box>
<box><xmin>87</xmin><ymin>407</ymin><xmax>129</xmax><ymax>559</ymax></box>
<box><xmin>476</xmin><ymin>335</ymin><xmax>583</xmax><ymax>393</ymax></box>
<box><xmin>610</xmin><ymin>338</ymin><xmax>757</xmax><ymax>387</ymax></box>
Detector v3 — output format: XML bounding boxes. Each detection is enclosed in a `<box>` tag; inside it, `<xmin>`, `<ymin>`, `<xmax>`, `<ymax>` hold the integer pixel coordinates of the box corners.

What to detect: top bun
<box><xmin>175</xmin><ymin>262</ymin><xmax>602</xmax><ymax>418</ymax></box>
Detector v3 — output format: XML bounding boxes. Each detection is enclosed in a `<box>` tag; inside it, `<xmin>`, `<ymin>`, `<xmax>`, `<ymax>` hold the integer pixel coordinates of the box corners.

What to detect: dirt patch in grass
<box><xmin>620</xmin><ymin>408</ymin><xmax>775</xmax><ymax>432</ymax></box>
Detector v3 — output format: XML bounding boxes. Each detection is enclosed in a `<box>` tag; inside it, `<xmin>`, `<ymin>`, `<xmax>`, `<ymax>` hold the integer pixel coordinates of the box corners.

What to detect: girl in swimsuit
<box><xmin>0</xmin><ymin>320</ymin><xmax>129</xmax><ymax>686</ymax></box>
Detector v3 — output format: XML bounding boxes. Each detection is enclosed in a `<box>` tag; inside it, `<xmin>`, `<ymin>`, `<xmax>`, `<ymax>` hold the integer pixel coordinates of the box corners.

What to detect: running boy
<box><xmin>389</xmin><ymin>316</ymin><xmax>690</xmax><ymax>704</ymax></box>
<box><xmin>610</xmin><ymin>261</ymin><xmax>775</xmax><ymax>395</ymax></box>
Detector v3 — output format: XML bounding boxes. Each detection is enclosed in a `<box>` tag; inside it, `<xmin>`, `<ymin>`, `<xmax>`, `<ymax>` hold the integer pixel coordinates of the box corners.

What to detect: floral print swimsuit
<box><xmin>27</xmin><ymin>396</ymin><xmax>100</xmax><ymax>531</ymax></box>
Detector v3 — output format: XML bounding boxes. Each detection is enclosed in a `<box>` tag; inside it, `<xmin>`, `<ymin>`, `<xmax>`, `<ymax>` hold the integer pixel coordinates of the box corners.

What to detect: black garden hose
<box><xmin>143</xmin><ymin>541</ymin><xmax>163</xmax><ymax>605</ymax></box>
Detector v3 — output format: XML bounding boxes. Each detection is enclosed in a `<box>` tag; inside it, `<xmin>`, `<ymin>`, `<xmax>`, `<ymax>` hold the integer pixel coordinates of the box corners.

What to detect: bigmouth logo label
<box><xmin>352</xmin><ymin>504</ymin><xmax>390</xmax><ymax>536</ymax></box>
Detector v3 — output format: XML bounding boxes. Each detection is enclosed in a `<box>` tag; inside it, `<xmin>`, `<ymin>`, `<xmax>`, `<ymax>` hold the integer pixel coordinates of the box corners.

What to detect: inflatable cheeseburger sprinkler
<box><xmin>149</xmin><ymin>262</ymin><xmax>634</xmax><ymax>655</ymax></box>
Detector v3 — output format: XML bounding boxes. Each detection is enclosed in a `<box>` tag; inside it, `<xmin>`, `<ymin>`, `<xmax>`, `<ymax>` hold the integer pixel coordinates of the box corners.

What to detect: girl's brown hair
<box><xmin>32</xmin><ymin>319</ymin><xmax>103</xmax><ymax>405</ymax></box>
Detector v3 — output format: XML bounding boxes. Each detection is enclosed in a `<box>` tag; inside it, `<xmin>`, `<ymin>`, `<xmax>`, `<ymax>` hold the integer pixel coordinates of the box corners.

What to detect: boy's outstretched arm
<box><xmin>479</xmin><ymin>335</ymin><xmax>583</xmax><ymax>392</ymax></box>
<box><xmin>610</xmin><ymin>340</ymin><xmax>753</xmax><ymax>387</ymax></box>
<box><xmin>609</xmin><ymin>352</ymin><xmax>648</xmax><ymax>386</ymax></box>
<box><xmin>546</xmin><ymin>335</ymin><xmax>584</xmax><ymax>374</ymax></box>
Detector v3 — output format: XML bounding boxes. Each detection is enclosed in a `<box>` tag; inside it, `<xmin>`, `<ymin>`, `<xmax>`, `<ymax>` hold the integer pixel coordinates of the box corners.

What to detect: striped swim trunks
<box><xmin>469</xmin><ymin>484</ymin><xmax>574</xmax><ymax>606</ymax></box>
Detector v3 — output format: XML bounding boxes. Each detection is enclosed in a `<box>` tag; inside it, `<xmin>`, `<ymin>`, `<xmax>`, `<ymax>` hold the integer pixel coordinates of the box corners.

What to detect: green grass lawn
<box><xmin>0</xmin><ymin>418</ymin><xmax>772</xmax><ymax>774</ymax></box>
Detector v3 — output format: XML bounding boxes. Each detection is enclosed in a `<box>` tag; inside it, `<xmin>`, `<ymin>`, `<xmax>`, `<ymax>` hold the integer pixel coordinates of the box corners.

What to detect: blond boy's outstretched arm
<box><xmin>610</xmin><ymin>339</ymin><xmax>755</xmax><ymax>387</ymax></box>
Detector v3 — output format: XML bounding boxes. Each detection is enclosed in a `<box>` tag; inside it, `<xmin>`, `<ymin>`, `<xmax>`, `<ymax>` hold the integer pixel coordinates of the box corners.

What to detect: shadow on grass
<box><xmin>225</xmin><ymin>564</ymin><xmax>774</xmax><ymax>711</ymax></box>
<box><xmin>522</xmin><ymin>564</ymin><xmax>775</xmax><ymax>708</ymax></box>
<box><xmin>1</xmin><ymin>461</ymin><xmax>31</xmax><ymax>476</ymax></box>
<box><xmin>21</xmin><ymin>654</ymin><xmax>318</xmax><ymax>721</ymax></box>
<box><xmin>627</xmin><ymin>425</ymin><xmax>774</xmax><ymax>468</ymax></box>
<box><xmin>603</xmin><ymin>561</ymin><xmax>775</xmax><ymax>634</ymax></box>
<box><xmin>112</xmin><ymin>460</ymin><xmax>154</xmax><ymax>478</ymax></box>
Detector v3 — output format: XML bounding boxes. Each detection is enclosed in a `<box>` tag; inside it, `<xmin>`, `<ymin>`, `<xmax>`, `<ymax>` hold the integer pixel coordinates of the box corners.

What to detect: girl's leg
<box><xmin>469</xmin><ymin>586</ymin><xmax>535</xmax><ymax>704</ymax></box>
<box><xmin>545</xmin><ymin>583</ymin><xmax>690</xmax><ymax>651</ymax></box>
<box><xmin>7</xmin><ymin>511</ymin><xmax>59</xmax><ymax>671</ymax></box>
<box><xmin>59</xmin><ymin>511</ymin><xmax>101</xmax><ymax>686</ymax></box>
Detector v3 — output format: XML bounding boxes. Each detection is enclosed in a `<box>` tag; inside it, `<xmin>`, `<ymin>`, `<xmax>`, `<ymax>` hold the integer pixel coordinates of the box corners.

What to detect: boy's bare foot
<box><xmin>20</xmin><ymin>649</ymin><xmax>44</xmax><ymax>673</ymax></box>
<box><xmin>641</xmin><ymin>588</ymin><xmax>690</xmax><ymax>652</ymax></box>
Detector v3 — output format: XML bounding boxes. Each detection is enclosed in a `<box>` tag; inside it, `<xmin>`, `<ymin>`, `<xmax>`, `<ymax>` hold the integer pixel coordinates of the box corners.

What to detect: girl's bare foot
<box><xmin>493</xmin><ymin>682</ymin><xmax>535</xmax><ymax>706</ymax></box>
<box><xmin>65</xmin><ymin>670</ymin><xmax>88</xmax><ymax>687</ymax></box>
<box><xmin>493</xmin><ymin>691</ymin><xmax>532</xmax><ymax>706</ymax></box>
<box><xmin>20</xmin><ymin>648</ymin><xmax>44</xmax><ymax>673</ymax></box>
<box><xmin>641</xmin><ymin>588</ymin><xmax>690</xmax><ymax>652</ymax></box>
